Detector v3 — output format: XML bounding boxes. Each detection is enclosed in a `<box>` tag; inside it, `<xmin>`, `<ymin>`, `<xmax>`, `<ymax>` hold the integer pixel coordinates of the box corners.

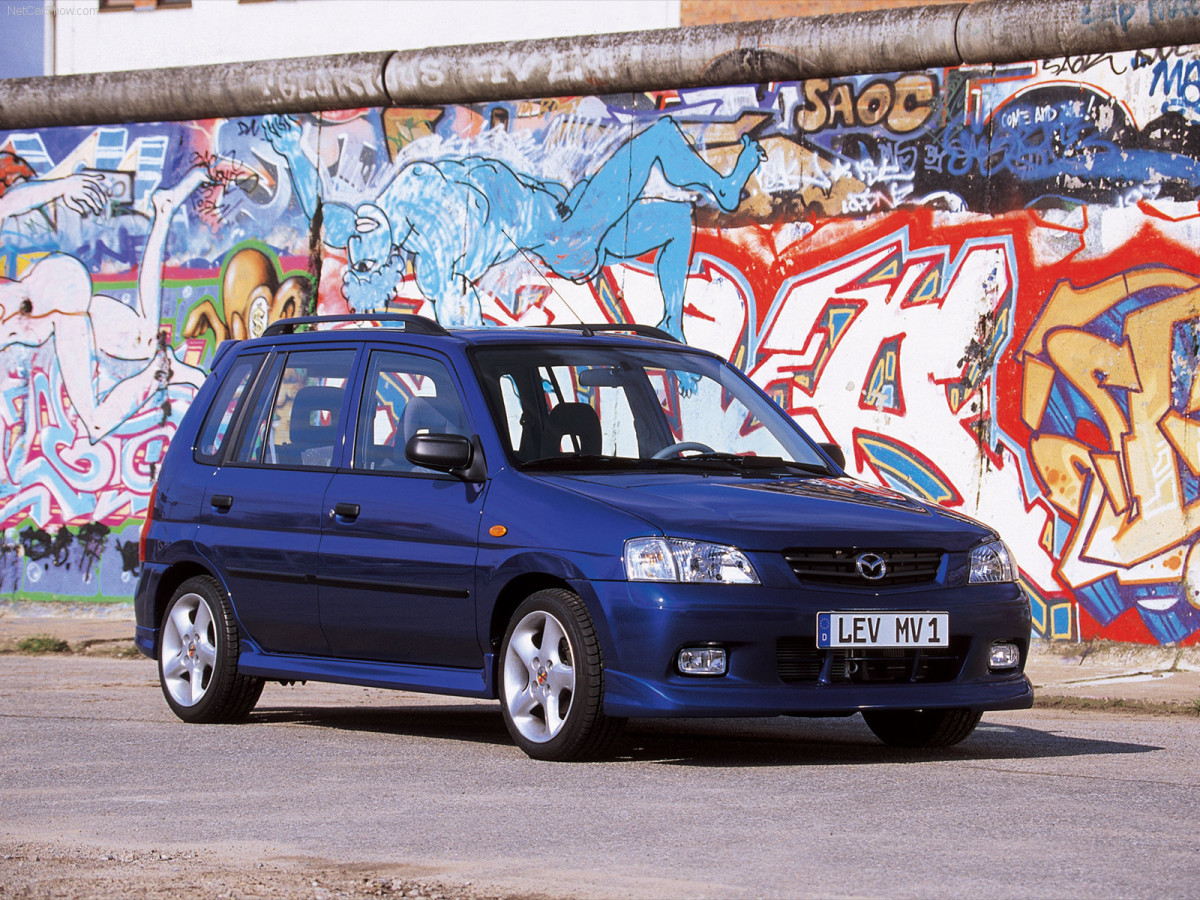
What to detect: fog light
<box><xmin>677</xmin><ymin>646</ymin><xmax>727</xmax><ymax>676</ymax></box>
<box><xmin>990</xmin><ymin>642</ymin><xmax>1020</xmax><ymax>669</ymax></box>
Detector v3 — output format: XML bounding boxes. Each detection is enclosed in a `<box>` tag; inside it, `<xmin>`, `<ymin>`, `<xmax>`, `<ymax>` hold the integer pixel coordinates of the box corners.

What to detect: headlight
<box><xmin>624</xmin><ymin>537</ymin><xmax>760</xmax><ymax>584</ymax></box>
<box><xmin>969</xmin><ymin>539</ymin><xmax>1017</xmax><ymax>583</ymax></box>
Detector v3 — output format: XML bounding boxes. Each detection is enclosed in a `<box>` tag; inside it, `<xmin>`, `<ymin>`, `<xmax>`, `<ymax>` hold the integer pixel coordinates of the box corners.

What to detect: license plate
<box><xmin>816</xmin><ymin>611</ymin><xmax>949</xmax><ymax>648</ymax></box>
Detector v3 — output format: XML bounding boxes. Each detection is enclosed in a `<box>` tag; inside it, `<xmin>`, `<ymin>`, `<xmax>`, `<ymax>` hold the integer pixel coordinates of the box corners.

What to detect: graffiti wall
<box><xmin>4</xmin><ymin>44</ymin><xmax>1200</xmax><ymax>644</ymax></box>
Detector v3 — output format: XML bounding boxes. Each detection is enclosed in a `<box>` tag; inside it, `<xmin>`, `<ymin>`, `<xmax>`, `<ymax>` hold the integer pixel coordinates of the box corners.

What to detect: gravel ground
<box><xmin>0</xmin><ymin>842</ymin><xmax>544</xmax><ymax>900</ymax></box>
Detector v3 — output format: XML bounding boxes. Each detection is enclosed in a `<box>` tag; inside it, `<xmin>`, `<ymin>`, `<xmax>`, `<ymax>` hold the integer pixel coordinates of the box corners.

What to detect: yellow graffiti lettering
<box><xmin>796</xmin><ymin>79</ymin><xmax>830</xmax><ymax>133</ymax></box>
<box><xmin>827</xmin><ymin>83</ymin><xmax>856</xmax><ymax>129</ymax></box>
<box><xmin>1044</xmin><ymin>329</ymin><xmax>1139</xmax><ymax>444</ymax></box>
<box><xmin>795</xmin><ymin>74</ymin><xmax>937</xmax><ymax>134</ymax></box>
<box><xmin>1020</xmin><ymin>356</ymin><xmax>1057</xmax><ymax>430</ymax></box>
<box><xmin>1030</xmin><ymin>434</ymin><xmax>1093</xmax><ymax>518</ymax></box>
<box><xmin>855</xmin><ymin>81</ymin><xmax>893</xmax><ymax>127</ymax></box>
<box><xmin>888</xmin><ymin>74</ymin><xmax>937</xmax><ymax>133</ymax></box>
<box><xmin>1160</xmin><ymin>409</ymin><xmax>1200</xmax><ymax>475</ymax></box>
<box><xmin>1022</xmin><ymin>270</ymin><xmax>1200</xmax><ymax>569</ymax></box>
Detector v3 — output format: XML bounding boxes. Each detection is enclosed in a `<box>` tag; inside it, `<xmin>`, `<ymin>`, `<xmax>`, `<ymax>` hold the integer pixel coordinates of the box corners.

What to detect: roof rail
<box><xmin>261</xmin><ymin>313</ymin><xmax>449</xmax><ymax>337</ymax></box>
<box><xmin>542</xmin><ymin>323</ymin><xmax>680</xmax><ymax>343</ymax></box>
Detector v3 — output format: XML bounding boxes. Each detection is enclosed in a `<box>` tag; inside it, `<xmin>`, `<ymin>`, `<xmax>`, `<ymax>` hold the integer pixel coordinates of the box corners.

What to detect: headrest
<box><xmin>290</xmin><ymin>385</ymin><xmax>343</xmax><ymax>442</ymax></box>
<box><xmin>401</xmin><ymin>394</ymin><xmax>466</xmax><ymax>442</ymax></box>
<box><xmin>542</xmin><ymin>402</ymin><xmax>601</xmax><ymax>456</ymax></box>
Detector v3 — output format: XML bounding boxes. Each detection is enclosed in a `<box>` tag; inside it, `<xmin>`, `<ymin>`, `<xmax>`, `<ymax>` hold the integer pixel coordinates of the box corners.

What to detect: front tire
<box><xmin>158</xmin><ymin>575</ymin><xmax>263</xmax><ymax>724</ymax></box>
<box><xmin>862</xmin><ymin>708</ymin><xmax>982</xmax><ymax>748</ymax></box>
<box><xmin>499</xmin><ymin>589</ymin><xmax>622</xmax><ymax>761</ymax></box>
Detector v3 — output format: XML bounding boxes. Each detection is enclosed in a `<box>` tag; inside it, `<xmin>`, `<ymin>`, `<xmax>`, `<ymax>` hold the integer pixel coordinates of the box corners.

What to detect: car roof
<box><xmin>230</xmin><ymin>315</ymin><xmax>715</xmax><ymax>356</ymax></box>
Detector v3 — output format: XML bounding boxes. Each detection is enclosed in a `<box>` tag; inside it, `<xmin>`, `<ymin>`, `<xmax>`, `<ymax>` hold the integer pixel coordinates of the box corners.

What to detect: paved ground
<box><xmin>2</xmin><ymin>599</ymin><xmax>1199</xmax><ymax>710</ymax></box>
<box><xmin>3</xmin><ymin>648</ymin><xmax>1200</xmax><ymax>899</ymax></box>
<box><xmin>2</xmin><ymin>600</ymin><xmax>1199</xmax><ymax>899</ymax></box>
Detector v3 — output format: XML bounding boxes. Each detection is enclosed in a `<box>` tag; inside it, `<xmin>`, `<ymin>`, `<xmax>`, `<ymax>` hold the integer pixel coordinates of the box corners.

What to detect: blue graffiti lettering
<box><xmin>1081</xmin><ymin>2</ymin><xmax>1137</xmax><ymax>32</ymax></box>
<box><xmin>1148</xmin><ymin>0</ymin><xmax>1200</xmax><ymax>23</ymax></box>
<box><xmin>1150</xmin><ymin>58</ymin><xmax>1200</xmax><ymax>116</ymax></box>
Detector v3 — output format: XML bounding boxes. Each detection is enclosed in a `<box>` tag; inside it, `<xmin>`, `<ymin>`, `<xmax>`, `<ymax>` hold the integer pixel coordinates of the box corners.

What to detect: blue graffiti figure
<box><xmin>265</xmin><ymin>115</ymin><xmax>764</xmax><ymax>341</ymax></box>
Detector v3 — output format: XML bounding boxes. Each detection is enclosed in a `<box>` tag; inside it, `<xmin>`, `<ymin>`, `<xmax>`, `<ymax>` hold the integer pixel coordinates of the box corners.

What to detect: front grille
<box><xmin>783</xmin><ymin>548</ymin><xmax>943</xmax><ymax>586</ymax></box>
<box><xmin>776</xmin><ymin>637</ymin><xmax>968</xmax><ymax>684</ymax></box>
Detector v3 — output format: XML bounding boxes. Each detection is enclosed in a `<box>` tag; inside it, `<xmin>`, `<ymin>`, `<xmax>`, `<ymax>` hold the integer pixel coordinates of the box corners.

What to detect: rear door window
<box><xmin>231</xmin><ymin>349</ymin><xmax>357</xmax><ymax>468</ymax></box>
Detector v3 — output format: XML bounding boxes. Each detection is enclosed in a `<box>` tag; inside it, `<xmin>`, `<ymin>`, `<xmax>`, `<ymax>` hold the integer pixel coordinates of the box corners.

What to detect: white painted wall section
<box><xmin>52</xmin><ymin>0</ymin><xmax>681</xmax><ymax>75</ymax></box>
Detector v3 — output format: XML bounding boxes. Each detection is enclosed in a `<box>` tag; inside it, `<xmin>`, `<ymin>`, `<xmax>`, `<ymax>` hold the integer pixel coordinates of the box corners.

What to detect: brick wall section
<box><xmin>681</xmin><ymin>0</ymin><xmax>976</xmax><ymax>26</ymax></box>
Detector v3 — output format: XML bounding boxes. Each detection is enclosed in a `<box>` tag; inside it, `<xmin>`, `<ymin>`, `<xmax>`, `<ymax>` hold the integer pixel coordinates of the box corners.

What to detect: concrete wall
<box><xmin>49</xmin><ymin>0</ymin><xmax>679</xmax><ymax>75</ymax></box>
<box><xmin>3</xmin><ymin>42</ymin><xmax>1200</xmax><ymax>644</ymax></box>
<box><xmin>680</xmin><ymin>0</ymin><xmax>968</xmax><ymax>25</ymax></box>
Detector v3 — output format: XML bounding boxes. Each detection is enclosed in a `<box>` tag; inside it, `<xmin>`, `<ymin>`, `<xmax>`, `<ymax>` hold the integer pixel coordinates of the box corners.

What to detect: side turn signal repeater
<box><xmin>489</xmin><ymin>524</ymin><xmax>508</xmax><ymax>537</ymax></box>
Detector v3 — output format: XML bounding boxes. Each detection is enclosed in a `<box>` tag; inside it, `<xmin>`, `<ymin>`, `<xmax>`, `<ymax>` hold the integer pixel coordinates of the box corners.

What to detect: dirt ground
<box><xmin>0</xmin><ymin>842</ymin><xmax>541</xmax><ymax>900</ymax></box>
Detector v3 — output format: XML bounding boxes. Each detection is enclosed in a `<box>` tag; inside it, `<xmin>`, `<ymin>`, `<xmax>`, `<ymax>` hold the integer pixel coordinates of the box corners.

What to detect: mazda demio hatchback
<box><xmin>135</xmin><ymin>314</ymin><xmax>1032</xmax><ymax>760</ymax></box>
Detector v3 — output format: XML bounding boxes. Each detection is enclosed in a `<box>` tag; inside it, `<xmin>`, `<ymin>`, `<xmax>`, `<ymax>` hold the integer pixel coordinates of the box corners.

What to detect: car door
<box><xmin>196</xmin><ymin>346</ymin><xmax>357</xmax><ymax>656</ymax></box>
<box><xmin>317</xmin><ymin>347</ymin><xmax>485</xmax><ymax>668</ymax></box>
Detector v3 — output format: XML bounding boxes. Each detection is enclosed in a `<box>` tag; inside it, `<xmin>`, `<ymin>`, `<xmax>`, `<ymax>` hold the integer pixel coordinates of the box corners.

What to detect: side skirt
<box><xmin>237</xmin><ymin>644</ymin><xmax>497</xmax><ymax>699</ymax></box>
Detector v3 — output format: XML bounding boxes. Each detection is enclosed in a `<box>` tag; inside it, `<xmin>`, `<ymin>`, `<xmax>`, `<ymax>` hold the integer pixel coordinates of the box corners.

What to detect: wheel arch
<box><xmin>487</xmin><ymin>571</ymin><xmax>576</xmax><ymax>657</ymax></box>
<box><xmin>145</xmin><ymin>560</ymin><xmax>224</xmax><ymax>654</ymax></box>
<box><xmin>481</xmin><ymin>548</ymin><xmax>626</xmax><ymax>686</ymax></box>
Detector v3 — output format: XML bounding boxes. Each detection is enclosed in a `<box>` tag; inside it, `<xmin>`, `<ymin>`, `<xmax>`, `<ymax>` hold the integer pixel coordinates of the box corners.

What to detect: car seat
<box><xmin>540</xmin><ymin>402</ymin><xmax>601</xmax><ymax>456</ymax></box>
<box><xmin>287</xmin><ymin>385</ymin><xmax>343</xmax><ymax>466</ymax></box>
<box><xmin>401</xmin><ymin>394</ymin><xmax>468</xmax><ymax>442</ymax></box>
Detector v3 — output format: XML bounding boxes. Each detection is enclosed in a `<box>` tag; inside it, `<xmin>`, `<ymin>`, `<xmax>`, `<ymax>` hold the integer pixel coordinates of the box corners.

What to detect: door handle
<box><xmin>331</xmin><ymin>501</ymin><xmax>360</xmax><ymax>521</ymax></box>
<box><xmin>211</xmin><ymin>494</ymin><xmax>233</xmax><ymax>511</ymax></box>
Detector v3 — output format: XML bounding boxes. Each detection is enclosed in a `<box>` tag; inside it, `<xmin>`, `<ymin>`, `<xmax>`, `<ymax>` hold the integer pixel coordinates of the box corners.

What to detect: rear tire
<box><xmin>158</xmin><ymin>575</ymin><xmax>264</xmax><ymax>723</ymax></box>
<box><xmin>862</xmin><ymin>708</ymin><xmax>982</xmax><ymax>748</ymax></box>
<box><xmin>499</xmin><ymin>589</ymin><xmax>622</xmax><ymax>761</ymax></box>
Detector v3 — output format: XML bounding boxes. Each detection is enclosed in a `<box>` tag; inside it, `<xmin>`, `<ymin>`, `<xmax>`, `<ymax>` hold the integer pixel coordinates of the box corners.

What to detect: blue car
<box><xmin>135</xmin><ymin>314</ymin><xmax>1032</xmax><ymax>760</ymax></box>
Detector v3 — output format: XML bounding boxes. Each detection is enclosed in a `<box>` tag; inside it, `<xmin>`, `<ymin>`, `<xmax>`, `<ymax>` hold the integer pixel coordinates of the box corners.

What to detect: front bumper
<box><xmin>578</xmin><ymin>579</ymin><xmax>1034</xmax><ymax>718</ymax></box>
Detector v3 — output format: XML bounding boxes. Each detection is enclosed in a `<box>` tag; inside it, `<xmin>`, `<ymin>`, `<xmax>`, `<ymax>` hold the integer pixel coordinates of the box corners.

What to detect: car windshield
<box><xmin>472</xmin><ymin>343</ymin><xmax>832</xmax><ymax>474</ymax></box>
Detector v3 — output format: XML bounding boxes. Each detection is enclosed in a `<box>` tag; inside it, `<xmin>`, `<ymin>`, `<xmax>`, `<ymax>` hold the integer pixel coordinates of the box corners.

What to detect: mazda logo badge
<box><xmin>855</xmin><ymin>552</ymin><xmax>888</xmax><ymax>581</ymax></box>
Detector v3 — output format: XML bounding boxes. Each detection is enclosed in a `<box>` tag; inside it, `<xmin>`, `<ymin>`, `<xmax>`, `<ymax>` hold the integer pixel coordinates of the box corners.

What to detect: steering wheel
<box><xmin>652</xmin><ymin>441</ymin><xmax>715</xmax><ymax>460</ymax></box>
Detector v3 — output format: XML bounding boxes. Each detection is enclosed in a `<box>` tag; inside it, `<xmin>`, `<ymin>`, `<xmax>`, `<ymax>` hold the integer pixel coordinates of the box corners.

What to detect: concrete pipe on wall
<box><xmin>381</xmin><ymin>5</ymin><xmax>966</xmax><ymax>105</ymax></box>
<box><xmin>0</xmin><ymin>51</ymin><xmax>393</xmax><ymax>129</ymax></box>
<box><xmin>3</xmin><ymin>1</ymin><xmax>1200</xmax><ymax>128</ymax></box>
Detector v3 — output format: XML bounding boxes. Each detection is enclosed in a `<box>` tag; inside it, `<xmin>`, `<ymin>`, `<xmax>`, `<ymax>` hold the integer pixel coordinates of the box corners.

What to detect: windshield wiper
<box><xmin>520</xmin><ymin>454</ymin><xmax>641</xmax><ymax>472</ymax></box>
<box><xmin>654</xmin><ymin>453</ymin><xmax>832</xmax><ymax>476</ymax></box>
<box><xmin>738</xmin><ymin>455</ymin><xmax>833</xmax><ymax>475</ymax></box>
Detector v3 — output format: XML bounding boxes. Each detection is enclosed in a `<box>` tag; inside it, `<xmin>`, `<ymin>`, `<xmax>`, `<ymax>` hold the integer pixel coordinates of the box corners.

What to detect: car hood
<box><xmin>546</xmin><ymin>473</ymin><xmax>993</xmax><ymax>552</ymax></box>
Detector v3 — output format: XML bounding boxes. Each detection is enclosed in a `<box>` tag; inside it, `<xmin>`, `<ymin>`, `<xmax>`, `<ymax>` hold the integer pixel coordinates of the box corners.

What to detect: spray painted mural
<box><xmin>4</xmin><ymin>44</ymin><xmax>1200</xmax><ymax>644</ymax></box>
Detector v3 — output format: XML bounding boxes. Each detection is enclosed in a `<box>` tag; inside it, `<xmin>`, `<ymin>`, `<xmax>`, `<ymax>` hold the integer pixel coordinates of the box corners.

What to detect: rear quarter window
<box><xmin>194</xmin><ymin>354</ymin><xmax>264</xmax><ymax>464</ymax></box>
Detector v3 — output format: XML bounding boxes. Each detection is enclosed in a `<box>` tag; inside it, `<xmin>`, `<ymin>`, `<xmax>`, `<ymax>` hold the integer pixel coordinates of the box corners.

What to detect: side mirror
<box><xmin>405</xmin><ymin>433</ymin><xmax>486</xmax><ymax>482</ymax></box>
<box><xmin>818</xmin><ymin>442</ymin><xmax>846</xmax><ymax>470</ymax></box>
